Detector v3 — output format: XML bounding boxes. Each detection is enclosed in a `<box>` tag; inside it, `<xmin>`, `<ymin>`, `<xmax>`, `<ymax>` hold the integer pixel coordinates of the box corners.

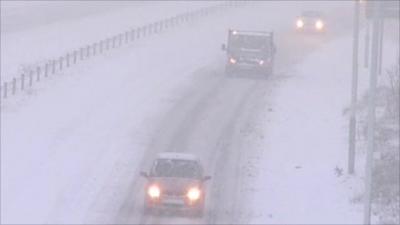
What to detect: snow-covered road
<box><xmin>2</xmin><ymin>1</ymin><xmax>388</xmax><ymax>224</ymax></box>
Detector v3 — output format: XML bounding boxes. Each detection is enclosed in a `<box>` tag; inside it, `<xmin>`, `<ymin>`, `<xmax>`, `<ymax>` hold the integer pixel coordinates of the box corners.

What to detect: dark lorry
<box><xmin>222</xmin><ymin>29</ymin><xmax>276</xmax><ymax>76</ymax></box>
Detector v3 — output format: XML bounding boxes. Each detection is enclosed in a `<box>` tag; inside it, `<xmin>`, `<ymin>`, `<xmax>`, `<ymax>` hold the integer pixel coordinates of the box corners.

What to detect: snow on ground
<box><xmin>0</xmin><ymin>1</ymin><xmax>216</xmax><ymax>82</ymax></box>
<box><xmin>1</xmin><ymin>3</ymin><xmax>221</xmax><ymax>223</ymax></box>
<box><xmin>248</xmin><ymin>35</ymin><xmax>363</xmax><ymax>224</ymax></box>
<box><xmin>243</xmin><ymin>27</ymin><xmax>399</xmax><ymax>224</ymax></box>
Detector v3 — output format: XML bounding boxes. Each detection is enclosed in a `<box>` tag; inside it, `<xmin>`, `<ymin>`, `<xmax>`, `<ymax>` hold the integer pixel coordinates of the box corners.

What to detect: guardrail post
<box><xmin>59</xmin><ymin>57</ymin><xmax>63</xmax><ymax>70</ymax></box>
<box><xmin>45</xmin><ymin>62</ymin><xmax>49</xmax><ymax>77</ymax></box>
<box><xmin>87</xmin><ymin>45</ymin><xmax>90</xmax><ymax>57</ymax></box>
<box><xmin>21</xmin><ymin>73</ymin><xmax>25</xmax><ymax>90</ymax></box>
<box><xmin>52</xmin><ymin>60</ymin><xmax>56</xmax><ymax>74</ymax></box>
<box><xmin>131</xmin><ymin>29</ymin><xmax>135</xmax><ymax>41</ymax></box>
<box><xmin>99</xmin><ymin>41</ymin><xmax>103</xmax><ymax>53</ymax></box>
<box><xmin>125</xmin><ymin>31</ymin><xmax>129</xmax><ymax>43</ymax></box>
<box><xmin>29</xmin><ymin>70</ymin><xmax>33</xmax><ymax>86</ymax></box>
<box><xmin>36</xmin><ymin>66</ymin><xmax>41</xmax><ymax>81</ymax></box>
<box><xmin>93</xmin><ymin>43</ymin><xmax>97</xmax><ymax>56</ymax></box>
<box><xmin>80</xmin><ymin>47</ymin><xmax>84</xmax><ymax>60</ymax></box>
<box><xmin>66</xmin><ymin>53</ymin><xmax>70</xmax><ymax>67</ymax></box>
<box><xmin>142</xmin><ymin>26</ymin><xmax>146</xmax><ymax>37</ymax></box>
<box><xmin>12</xmin><ymin>78</ymin><xmax>16</xmax><ymax>95</ymax></box>
<box><xmin>164</xmin><ymin>19</ymin><xmax>168</xmax><ymax>29</ymax></box>
<box><xmin>106</xmin><ymin>38</ymin><xmax>110</xmax><ymax>50</ymax></box>
<box><xmin>73</xmin><ymin>51</ymin><xmax>77</xmax><ymax>64</ymax></box>
<box><xmin>112</xmin><ymin>36</ymin><xmax>116</xmax><ymax>48</ymax></box>
<box><xmin>119</xmin><ymin>33</ymin><xmax>123</xmax><ymax>46</ymax></box>
<box><xmin>3</xmin><ymin>82</ymin><xmax>7</xmax><ymax>99</ymax></box>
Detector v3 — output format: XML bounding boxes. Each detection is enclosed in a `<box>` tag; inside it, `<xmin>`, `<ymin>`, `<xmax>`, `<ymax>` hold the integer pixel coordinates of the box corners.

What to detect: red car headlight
<box><xmin>147</xmin><ymin>185</ymin><xmax>161</xmax><ymax>198</ymax></box>
<box><xmin>187</xmin><ymin>187</ymin><xmax>201</xmax><ymax>201</ymax></box>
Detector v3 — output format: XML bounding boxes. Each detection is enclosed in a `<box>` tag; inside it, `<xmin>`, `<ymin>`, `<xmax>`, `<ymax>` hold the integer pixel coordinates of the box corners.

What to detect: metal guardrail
<box><xmin>0</xmin><ymin>1</ymin><xmax>249</xmax><ymax>100</ymax></box>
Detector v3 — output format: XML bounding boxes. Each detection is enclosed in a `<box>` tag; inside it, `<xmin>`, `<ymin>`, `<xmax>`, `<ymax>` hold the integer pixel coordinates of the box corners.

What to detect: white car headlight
<box><xmin>315</xmin><ymin>20</ymin><xmax>324</xmax><ymax>30</ymax></box>
<box><xmin>147</xmin><ymin>185</ymin><xmax>161</xmax><ymax>198</ymax></box>
<box><xmin>229</xmin><ymin>58</ymin><xmax>237</xmax><ymax>64</ymax></box>
<box><xmin>296</xmin><ymin>19</ymin><xmax>304</xmax><ymax>28</ymax></box>
<box><xmin>187</xmin><ymin>187</ymin><xmax>201</xmax><ymax>201</ymax></box>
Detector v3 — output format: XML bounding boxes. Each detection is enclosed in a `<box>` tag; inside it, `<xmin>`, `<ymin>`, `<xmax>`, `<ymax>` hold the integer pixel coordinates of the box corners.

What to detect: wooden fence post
<box><xmin>21</xmin><ymin>73</ymin><xmax>25</xmax><ymax>90</ymax></box>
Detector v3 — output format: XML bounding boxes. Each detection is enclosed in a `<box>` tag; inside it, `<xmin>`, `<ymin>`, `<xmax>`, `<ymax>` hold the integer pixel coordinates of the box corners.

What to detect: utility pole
<box><xmin>364</xmin><ymin>21</ymin><xmax>370</xmax><ymax>68</ymax></box>
<box><xmin>378</xmin><ymin>19</ymin><xmax>384</xmax><ymax>75</ymax></box>
<box><xmin>363</xmin><ymin>0</ymin><xmax>381</xmax><ymax>223</ymax></box>
<box><xmin>348</xmin><ymin>0</ymin><xmax>360</xmax><ymax>174</ymax></box>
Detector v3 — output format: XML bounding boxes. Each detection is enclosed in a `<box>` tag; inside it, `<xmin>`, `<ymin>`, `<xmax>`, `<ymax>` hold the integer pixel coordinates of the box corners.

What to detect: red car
<box><xmin>140</xmin><ymin>152</ymin><xmax>211</xmax><ymax>217</ymax></box>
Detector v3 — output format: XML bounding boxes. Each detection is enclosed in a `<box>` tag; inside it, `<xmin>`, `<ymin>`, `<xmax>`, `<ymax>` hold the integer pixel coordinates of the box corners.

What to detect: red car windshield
<box><xmin>150</xmin><ymin>159</ymin><xmax>202</xmax><ymax>179</ymax></box>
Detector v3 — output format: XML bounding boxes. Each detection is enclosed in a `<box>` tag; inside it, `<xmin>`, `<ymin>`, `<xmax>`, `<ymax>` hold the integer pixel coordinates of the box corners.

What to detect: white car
<box><xmin>140</xmin><ymin>152</ymin><xmax>211</xmax><ymax>217</ymax></box>
<box><xmin>295</xmin><ymin>10</ymin><xmax>326</xmax><ymax>33</ymax></box>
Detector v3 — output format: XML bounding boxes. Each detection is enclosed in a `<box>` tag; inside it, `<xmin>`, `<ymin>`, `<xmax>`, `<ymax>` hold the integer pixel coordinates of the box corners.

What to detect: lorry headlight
<box><xmin>147</xmin><ymin>185</ymin><xmax>161</xmax><ymax>198</ymax></box>
<box><xmin>315</xmin><ymin>20</ymin><xmax>324</xmax><ymax>30</ymax></box>
<box><xmin>296</xmin><ymin>19</ymin><xmax>304</xmax><ymax>28</ymax></box>
<box><xmin>187</xmin><ymin>187</ymin><xmax>201</xmax><ymax>201</ymax></box>
<box><xmin>229</xmin><ymin>58</ymin><xmax>237</xmax><ymax>64</ymax></box>
<box><xmin>259</xmin><ymin>60</ymin><xmax>264</xmax><ymax>65</ymax></box>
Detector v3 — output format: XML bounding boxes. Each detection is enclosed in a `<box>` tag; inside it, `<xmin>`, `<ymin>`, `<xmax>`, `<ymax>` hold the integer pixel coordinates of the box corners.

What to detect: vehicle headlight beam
<box><xmin>315</xmin><ymin>20</ymin><xmax>324</xmax><ymax>30</ymax></box>
<box><xmin>147</xmin><ymin>185</ymin><xmax>161</xmax><ymax>198</ymax></box>
<box><xmin>187</xmin><ymin>187</ymin><xmax>201</xmax><ymax>201</ymax></box>
<box><xmin>296</xmin><ymin>19</ymin><xmax>304</xmax><ymax>28</ymax></box>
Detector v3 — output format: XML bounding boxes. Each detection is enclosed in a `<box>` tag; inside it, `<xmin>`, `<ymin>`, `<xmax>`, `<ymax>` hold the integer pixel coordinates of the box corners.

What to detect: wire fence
<box><xmin>0</xmin><ymin>1</ymin><xmax>248</xmax><ymax>100</ymax></box>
